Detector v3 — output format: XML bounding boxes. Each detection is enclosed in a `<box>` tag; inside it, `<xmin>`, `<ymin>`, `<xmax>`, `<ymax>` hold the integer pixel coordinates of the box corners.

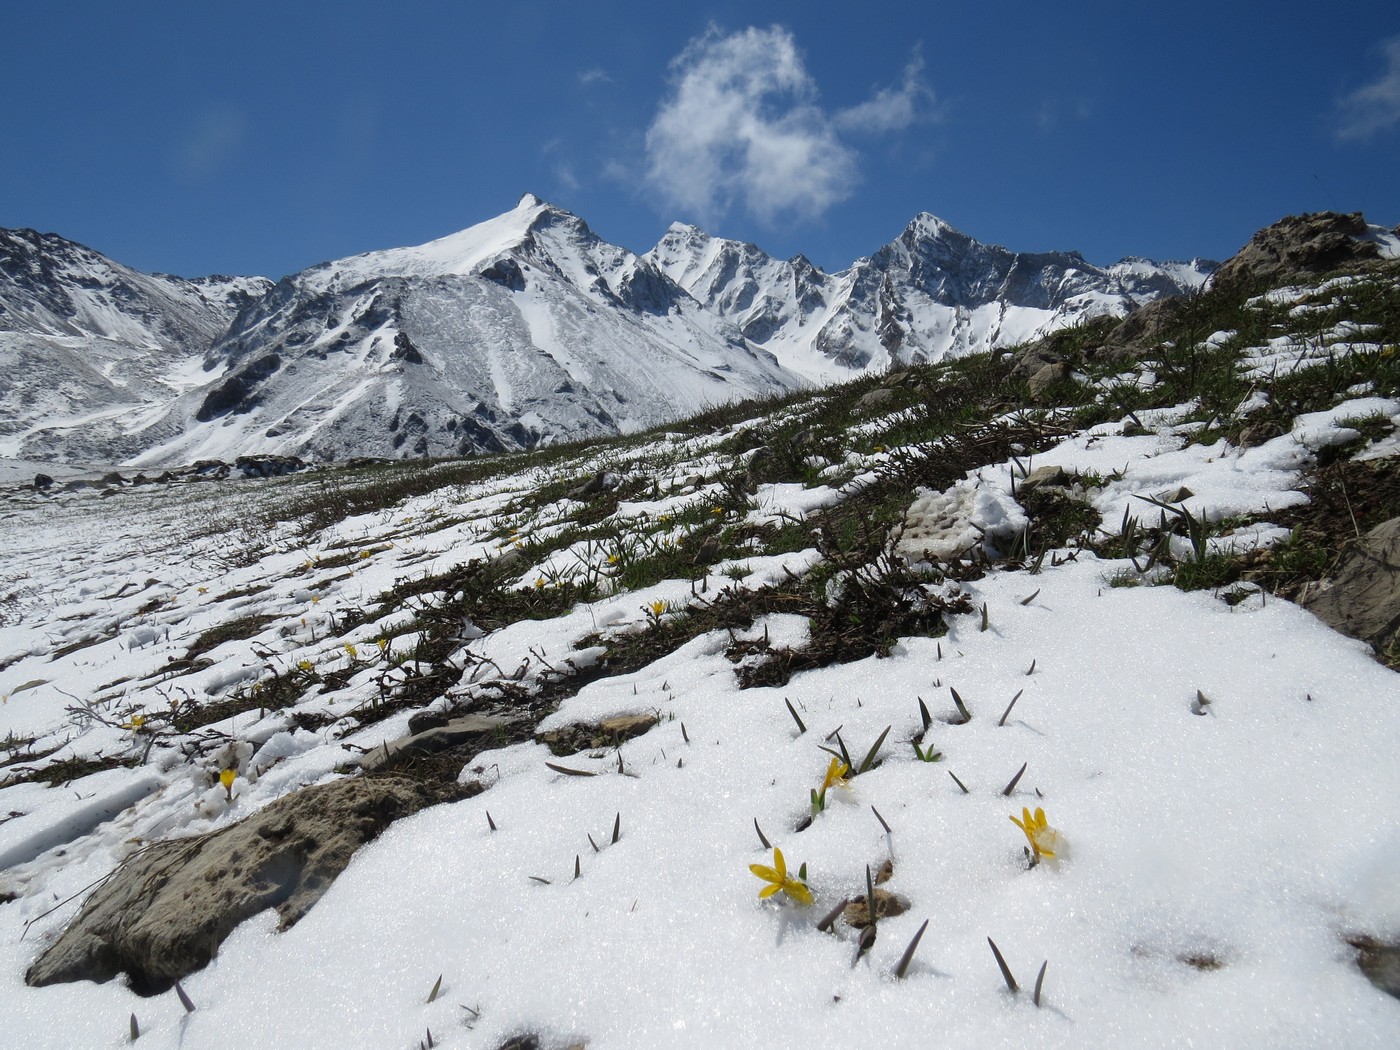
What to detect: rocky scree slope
<box><xmin>0</xmin><ymin>228</ymin><xmax>270</xmax><ymax>463</ymax></box>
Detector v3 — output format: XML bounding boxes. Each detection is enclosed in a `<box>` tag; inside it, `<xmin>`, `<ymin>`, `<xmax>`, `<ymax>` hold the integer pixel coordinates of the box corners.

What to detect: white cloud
<box><xmin>1337</xmin><ymin>35</ymin><xmax>1400</xmax><ymax>140</ymax></box>
<box><xmin>643</xmin><ymin>25</ymin><xmax>932</xmax><ymax>226</ymax></box>
<box><xmin>173</xmin><ymin>105</ymin><xmax>248</xmax><ymax>179</ymax></box>
<box><xmin>833</xmin><ymin>52</ymin><xmax>934</xmax><ymax>135</ymax></box>
<box><xmin>579</xmin><ymin>68</ymin><xmax>612</xmax><ymax>87</ymax></box>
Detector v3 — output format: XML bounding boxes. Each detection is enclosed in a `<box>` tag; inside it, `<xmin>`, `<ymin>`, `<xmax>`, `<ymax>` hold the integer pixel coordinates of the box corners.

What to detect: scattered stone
<box><xmin>1236</xmin><ymin>425</ymin><xmax>1278</xmax><ymax>448</ymax></box>
<box><xmin>406</xmin><ymin>709</ymin><xmax>450</xmax><ymax>735</ymax></box>
<box><xmin>842</xmin><ymin>887</ymin><xmax>910</xmax><ymax>928</ymax></box>
<box><xmin>1156</xmin><ymin>485</ymin><xmax>1195</xmax><ymax>504</ymax></box>
<box><xmin>539</xmin><ymin>713</ymin><xmax>658</xmax><ymax>756</ymax></box>
<box><xmin>32</xmin><ymin>473</ymin><xmax>53</xmax><ymax>491</ymax></box>
<box><xmin>882</xmin><ymin>369</ymin><xmax>913</xmax><ymax>387</ymax></box>
<box><xmin>234</xmin><ymin>455</ymin><xmax>307</xmax><ymax>478</ymax></box>
<box><xmin>855</xmin><ymin>387</ymin><xmax>895</xmax><ymax>413</ymax></box>
<box><xmin>101</xmin><ymin>471</ymin><xmax>125</xmax><ymax>486</ymax></box>
<box><xmin>566</xmin><ymin>470</ymin><xmax>619</xmax><ymax>500</ymax></box>
<box><xmin>691</xmin><ymin>535</ymin><xmax>721</xmax><ymax>566</ymax></box>
<box><xmin>1102</xmin><ymin>296</ymin><xmax>1187</xmax><ymax>353</ymax></box>
<box><xmin>1302</xmin><ymin>515</ymin><xmax>1400</xmax><ymax>658</ymax></box>
<box><xmin>25</xmin><ymin>775</ymin><xmax>471</xmax><ymax>992</ymax></box>
<box><xmin>1028</xmin><ymin>360</ymin><xmax>1071</xmax><ymax>398</ymax></box>
<box><xmin>1017</xmin><ymin>464</ymin><xmax>1070</xmax><ymax>496</ymax></box>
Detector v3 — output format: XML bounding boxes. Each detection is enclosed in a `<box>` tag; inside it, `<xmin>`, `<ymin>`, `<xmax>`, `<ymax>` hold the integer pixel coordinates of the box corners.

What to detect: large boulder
<box><xmin>1210</xmin><ymin>211</ymin><xmax>1385</xmax><ymax>292</ymax></box>
<box><xmin>25</xmin><ymin>774</ymin><xmax>469</xmax><ymax>992</ymax></box>
<box><xmin>1302</xmin><ymin>515</ymin><xmax>1400</xmax><ymax>660</ymax></box>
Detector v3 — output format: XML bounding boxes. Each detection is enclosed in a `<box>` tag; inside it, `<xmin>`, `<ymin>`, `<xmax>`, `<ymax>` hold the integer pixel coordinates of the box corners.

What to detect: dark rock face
<box><xmin>195</xmin><ymin>352</ymin><xmax>282</xmax><ymax>421</ymax></box>
<box><xmin>25</xmin><ymin>775</ymin><xmax>469</xmax><ymax>993</ymax></box>
<box><xmin>1210</xmin><ymin>212</ymin><xmax>1383</xmax><ymax>291</ymax></box>
<box><xmin>479</xmin><ymin>258</ymin><xmax>526</xmax><ymax>291</ymax></box>
<box><xmin>390</xmin><ymin>330</ymin><xmax>424</xmax><ymax>364</ymax></box>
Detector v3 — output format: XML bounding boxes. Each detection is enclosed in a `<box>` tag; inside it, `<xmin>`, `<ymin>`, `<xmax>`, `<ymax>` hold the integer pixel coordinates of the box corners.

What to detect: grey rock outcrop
<box><xmin>1210</xmin><ymin>212</ymin><xmax>1386</xmax><ymax>292</ymax></box>
<box><xmin>25</xmin><ymin>774</ymin><xmax>468</xmax><ymax>992</ymax></box>
<box><xmin>1302</xmin><ymin>515</ymin><xmax>1400</xmax><ymax>659</ymax></box>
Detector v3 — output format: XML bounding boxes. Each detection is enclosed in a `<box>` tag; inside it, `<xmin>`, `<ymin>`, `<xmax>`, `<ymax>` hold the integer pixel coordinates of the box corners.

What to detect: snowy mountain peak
<box><xmin>1</xmin><ymin>199</ymin><xmax>1221</xmax><ymax>465</ymax></box>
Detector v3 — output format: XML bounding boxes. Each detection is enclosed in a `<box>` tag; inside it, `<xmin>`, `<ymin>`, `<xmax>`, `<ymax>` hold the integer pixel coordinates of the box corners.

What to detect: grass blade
<box><xmin>950</xmin><ymin>687</ymin><xmax>971</xmax><ymax>722</ymax></box>
<box><xmin>486</xmin><ymin>810</ymin><xmax>496</xmax><ymax>832</ymax></box>
<box><xmin>816</xmin><ymin>896</ymin><xmax>849</xmax><ymax>933</ymax></box>
<box><xmin>427</xmin><ymin>974</ymin><xmax>442</xmax><ymax>1004</ymax></box>
<box><xmin>948</xmin><ymin>770</ymin><xmax>970</xmax><ymax>794</ymax></box>
<box><xmin>988</xmin><ymin>937</ymin><xmax>1019</xmax><ymax>992</ymax></box>
<box><xmin>871</xmin><ymin>805</ymin><xmax>892</xmax><ymax>834</ymax></box>
<box><xmin>1001</xmin><ymin>762</ymin><xmax>1028</xmax><ymax>796</ymax></box>
<box><xmin>130</xmin><ymin>1014</ymin><xmax>139</xmax><ymax>1042</ymax></box>
<box><xmin>784</xmin><ymin>697</ymin><xmax>807</xmax><ymax>734</ymax></box>
<box><xmin>545</xmin><ymin>761</ymin><xmax>595</xmax><ymax>777</ymax></box>
<box><xmin>174</xmin><ymin>980</ymin><xmax>195</xmax><ymax>1013</ymax></box>
<box><xmin>573</xmin><ymin>854</ymin><xmax>581</xmax><ymax>880</ymax></box>
<box><xmin>917</xmin><ymin>696</ymin><xmax>932</xmax><ymax>732</ymax></box>
<box><xmin>587</xmin><ymin>833</ymin><xmax>599</xmax><ymax>853</ymax></box>
<box><xmin>1019</xmin><ymin>589</ymin><xmax>1040</xmax><ymax>606</ymax></box>
<box><xmin>754</xmin><ymin>818</ymin><xmax>772</xmax><ymax>850</ymax></box>
<box><xmin>858</xmin><ymin>725</ymin><xmax>892</xmax><ymax>773</ymax></box>
<box><xmin>865</xmin><ymin>865</ymin><xmax>877</xmax><ymax>929</ymax></box>
<box><xmin>612</xmin><ymin>812</ymin><xmax>621</xmax><ymax>845</ymax></box>
<box><xmin>997</xmin><ymin>690</ymin><xmax>1024</xmax><ymax>727</ymax></box>
<box><xmin>1034</xmin><ymin>960</ymin><xmax>1048</xmax><ymax>1007</ymax></box>
<box><xmin>895</xmin><ymin>919</ymin><xmax>930</xmax><ymax>979</ymax></box>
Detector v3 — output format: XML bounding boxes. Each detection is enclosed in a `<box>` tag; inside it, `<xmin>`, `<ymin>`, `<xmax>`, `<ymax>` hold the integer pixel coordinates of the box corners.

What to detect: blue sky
<box><xmin>3</xmin><ymin>2</ymin><xmax>1398</xmax><ymax>279</ymax></box>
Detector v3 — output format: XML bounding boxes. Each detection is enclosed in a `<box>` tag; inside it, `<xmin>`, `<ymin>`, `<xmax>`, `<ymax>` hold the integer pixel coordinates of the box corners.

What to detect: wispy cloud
<box><xmin>643</xmin><ymin>25</ymin><xmax>933</xmax><ymax>226</ymax></box>
<box><xmin>579</xmin><ymin>67</ymin><xmax>612</xmax><ymax>87</ymax></box>
<box><xmin>1337</xmin><ymin>35</ymin><xmax>1400</xmax><ymax>140</ymax></box>
<box><xmin>832</xmin><ymin>51</ymin><xmax>935</xmax><ymax>135</ymax></box>
<box><xmin>173</xmin><ymin>105</ymin><xmax>248</xmax><ymax>179</ymax></box>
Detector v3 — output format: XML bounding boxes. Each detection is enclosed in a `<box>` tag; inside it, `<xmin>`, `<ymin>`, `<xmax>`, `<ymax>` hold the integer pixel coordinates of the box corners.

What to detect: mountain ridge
<box><xmin>13</xmin><ymin>199</ymin><xmax>1393</xmax><ymax>468</ymax></box>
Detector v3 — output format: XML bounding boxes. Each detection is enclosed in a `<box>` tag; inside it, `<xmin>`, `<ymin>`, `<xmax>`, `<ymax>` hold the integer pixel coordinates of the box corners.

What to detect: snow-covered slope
<box><xmin>120</xmin><ymin>195</ymin><xmax>798</xmax><ymax>464</ymax></box>
<box><xmin>0</xmin><ymin>228</ymin><xmax>270</xmax><ymax>461</ymax></box>
<box><xmin>647</xmin><ymin>216</ymin><xmax>1217</xmax><ymax>383</ymax></box>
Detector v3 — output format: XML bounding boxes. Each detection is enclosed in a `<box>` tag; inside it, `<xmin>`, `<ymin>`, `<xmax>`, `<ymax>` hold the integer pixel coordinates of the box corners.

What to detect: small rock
<box><xmin>406</xmin><ymin>710</ymin><xmax>450</xmax><ymax>735</ymax></box>
<box><xmin>539</xmin><ymin>713</ymin><xmax>658</xmax><ymax>755</ymax></box>
<box><xmin>1156</xmin><ymin>485</ymin><xmax>1194</xmax><ymax>504</ymax></box>
<box><xmin>566</xmin><ymin>471</ymin><xmax>611</xmax><ymax>500</ymax></box>
<box><xmin>1017</xmin><ymin>464</ymin><xmax>1070</xmax><ymax>496</ymax></box>
<box><xmin>691</xmin><ymin>535</ymin><xmax>721</xmax><ymax>566</ymax></box>
<box><xmin>842</xmin><ymin>888</ymin><xmax>910</xmax><ymax>928</ymax></box>
<box><xmin>32</xmin><ymin>473</ymin><xmax>53</xmax><ymax>491</ymax></box>
<box><xmin>1028</xmin><ymin>360</ymin><xmax>1071</xmax><ymax>397</ymax></box>
<box><xmin>855</xmin><ymin>388</ymin><xmax>895</xmax><ymax>413</ymax></box>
